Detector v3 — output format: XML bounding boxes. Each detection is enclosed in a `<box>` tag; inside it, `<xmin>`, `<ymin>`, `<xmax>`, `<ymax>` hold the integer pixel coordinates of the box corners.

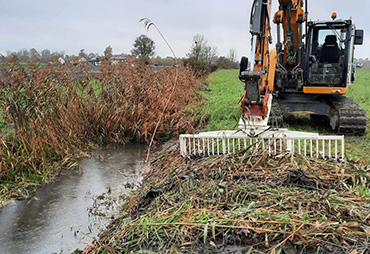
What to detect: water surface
<box><xmin>0</xmin><ymin>143</ymin><xmax>146</xmax><ymax>254</ymax></box>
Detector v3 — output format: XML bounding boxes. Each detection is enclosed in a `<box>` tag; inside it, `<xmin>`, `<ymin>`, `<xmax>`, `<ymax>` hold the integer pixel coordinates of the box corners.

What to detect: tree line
<box><xmin>0</xmin><ymin>34</ymin><xmax>239</xmax><ymax>71</ymax></box>
<box><xmin>0</xmin><ymin>48</ymin><xmax>101</xmax><ymax>64</ymax></box>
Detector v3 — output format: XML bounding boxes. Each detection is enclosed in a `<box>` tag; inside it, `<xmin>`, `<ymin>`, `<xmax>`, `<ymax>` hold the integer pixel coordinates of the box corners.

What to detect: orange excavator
<box><xmin>179</xmin><ymin>0</ymin><xmax>362</xmax><ymax>159</ymax></box>
<box><xmin>239</xmin><ymin>0</ymin><xmax>366</xmax><ymax>135</ymax></box>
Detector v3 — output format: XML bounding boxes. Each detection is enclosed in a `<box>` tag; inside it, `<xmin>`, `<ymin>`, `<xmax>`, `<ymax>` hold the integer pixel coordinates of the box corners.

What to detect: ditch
<box><xmin>0</xmin><ymin>143</ymin><xmax>146</xmax><ymax>254</ymax></box>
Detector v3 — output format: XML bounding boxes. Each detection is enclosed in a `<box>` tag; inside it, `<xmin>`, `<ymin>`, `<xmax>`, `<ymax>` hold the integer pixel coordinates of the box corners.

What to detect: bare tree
<box><xmin>51</xmin><ymin>51</ymin><xmax>65</xmax><ymax>59</ymax></box>
<box><xmin>29</xmin><ymin>48</ymin><xmax>39</xmax><ymax>57</ymax></box>
<box><xmin>228</xmin><ymin>48</ymin><xmax>237</xmax><ymax>63</ymax></box>
<box><xmin>205</xmin><ymin>45</ymin><xmax>218</xmax><ymax>65</ymax></box>
<box><xmin>187</xmin><ymin>34</ymin><xmax>218</xmax><ymax>64</ymax></box>
<box><xmin>17</xmin><ymin>48</ymin><xmax>30</xmax><ymax>62</ymax></box>
<box><xmin>41</xmin><ymin>49</ymin><xmax>51</xmax><ymax>63</ymax></box>
<box><xmin>187</xmin><ymin>34</ymin><xmax>207</xmax><ymax>62</ymax></box>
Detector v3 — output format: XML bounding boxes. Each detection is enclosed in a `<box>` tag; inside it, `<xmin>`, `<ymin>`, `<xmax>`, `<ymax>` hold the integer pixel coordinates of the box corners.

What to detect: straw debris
<box><xmin>84</xmin><ymin>143</ymin><xmax>370</xmax><ymax>253</ymax></box>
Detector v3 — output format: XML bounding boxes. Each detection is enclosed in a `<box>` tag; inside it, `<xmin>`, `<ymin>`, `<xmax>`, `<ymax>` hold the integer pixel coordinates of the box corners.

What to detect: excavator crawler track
<box><xmin>328</xmin><ymin>96</ymin><xmax>367</xmax><ymax>136</ymax></box>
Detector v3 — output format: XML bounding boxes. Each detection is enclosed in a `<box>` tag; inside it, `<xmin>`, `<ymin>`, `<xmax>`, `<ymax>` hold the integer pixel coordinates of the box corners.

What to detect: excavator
<box><xmin>179</xmin><ymin>0</ymin><xmax>364</xmax><ymax>159</ymax></box>
<box><xmin>239</xmin><ymin>0</ymin><xmax>366</xmax><ymax>136</ymax></box>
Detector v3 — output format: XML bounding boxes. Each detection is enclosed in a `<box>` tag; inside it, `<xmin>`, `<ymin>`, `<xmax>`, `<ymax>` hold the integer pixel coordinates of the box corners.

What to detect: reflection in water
<box><xmin>0</xmin><ymin>143</ymin><xmax>146</xmax><ymax>254</ymax></box>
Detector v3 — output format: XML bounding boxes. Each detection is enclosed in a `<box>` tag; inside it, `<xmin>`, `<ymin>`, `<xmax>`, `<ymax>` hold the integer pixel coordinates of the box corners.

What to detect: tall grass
<box><xmin>0</xmin><ymin>58</ymin><xmax>202</xmax><ymax>202</ymax></box>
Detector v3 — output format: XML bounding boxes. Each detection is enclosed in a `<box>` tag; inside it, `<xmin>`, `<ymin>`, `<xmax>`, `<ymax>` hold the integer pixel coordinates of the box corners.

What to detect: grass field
<box><xmin>202</xmin><ymin>70</ymin><xmax>244</xmax><ymax>131</ymax></box>
<box><xmin>203</xmin><ymin>68</ymin><xmax>370</xmax><ymax>161</ymax></box>
<box><xmin>345</xmin><ymin>69</ymin><xmax>370</xmax><ymax>159</ymax></box>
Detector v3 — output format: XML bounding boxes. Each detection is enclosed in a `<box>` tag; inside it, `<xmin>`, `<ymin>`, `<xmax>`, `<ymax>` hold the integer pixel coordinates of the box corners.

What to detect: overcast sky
<box><xmin>1</xmin><ymin>0</ymin><xmax>369</xmax><ymax>59</ymax></box>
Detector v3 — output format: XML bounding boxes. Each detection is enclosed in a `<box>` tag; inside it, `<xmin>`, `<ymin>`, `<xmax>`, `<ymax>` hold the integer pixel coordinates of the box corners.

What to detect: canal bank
<box><xmin>0</xmin><ymin>143</ymin><xmax>146</xmax><ymax>254</ymax></box>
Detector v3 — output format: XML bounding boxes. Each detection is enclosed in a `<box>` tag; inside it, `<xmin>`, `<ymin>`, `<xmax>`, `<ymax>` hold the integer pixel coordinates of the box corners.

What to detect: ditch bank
<box><xmin>0</xmin><ymin>61</ymin><xmax>203</xmax><ymax>206</ymax></box>
<box><xmin>0</xmin><ymin>144</ymin><xmax>146</xmax><ymax>254</ymax></box>
<box><xmin>83</xmin><ymin>141</ymin><xmax>370</xmax><ymax>253</ymax></box>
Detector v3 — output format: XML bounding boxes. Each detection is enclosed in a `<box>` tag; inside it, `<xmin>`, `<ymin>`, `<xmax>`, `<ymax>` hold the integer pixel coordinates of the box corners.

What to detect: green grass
<box><xmin>205</xmin><ymin>68</ymin><xmax>370</xmax><ymax>161</ymax></box>
<box><xmin>0</xmin><ymin>63</ymin><xmax>47</xmax><ymax>66</ymax></box>
<box><xmin>343</xmin><ymin>68</ymin><xmax>370</xmax><ymax>160</ymax></box>
<box><xmin>203</xmin><ymin>70</ymin><xmax>244</xmax><ymax>131</ymax></box>
<box><xmin>347</xmin><ymin>68</ymin><xmax>370</xmax><ymax>110</ymax></box>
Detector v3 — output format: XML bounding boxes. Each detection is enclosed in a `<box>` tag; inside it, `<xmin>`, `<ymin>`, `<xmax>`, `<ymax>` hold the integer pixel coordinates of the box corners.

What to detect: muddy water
<box><xmin>0</xmin><ymin>143</ymin><xmax>146</xmax><ymax>254</ymax></box>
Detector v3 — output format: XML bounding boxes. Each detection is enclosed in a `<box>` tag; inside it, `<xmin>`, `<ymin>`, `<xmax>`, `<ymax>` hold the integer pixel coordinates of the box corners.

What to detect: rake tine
<box><xmin>179</xmin><ymin>132</ymin><xmax>344</xmax><ymax>161</ymax></box>
<box><xmin>316</xmin><ymin>139</ymin><xmax>319</xmax><ymax>158</ymax></box>
<box><xmin>322</xmin><ymin>139</ymin><xmax>325</xmax><ymax>159</ymax></box>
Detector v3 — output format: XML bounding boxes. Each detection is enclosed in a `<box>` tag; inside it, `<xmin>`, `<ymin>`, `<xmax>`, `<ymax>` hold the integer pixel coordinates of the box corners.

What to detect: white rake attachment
<box><xmin>179</xmin><ymin>129</ymin><xmax>344</xmax><ymax>160</ymax></box>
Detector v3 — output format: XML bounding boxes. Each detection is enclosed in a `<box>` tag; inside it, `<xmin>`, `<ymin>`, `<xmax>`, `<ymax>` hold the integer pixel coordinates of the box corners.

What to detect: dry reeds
<box><xmin>0</xmin><ymin>59</ymin><xmax>203</xmax><ymax>199</ymax></box>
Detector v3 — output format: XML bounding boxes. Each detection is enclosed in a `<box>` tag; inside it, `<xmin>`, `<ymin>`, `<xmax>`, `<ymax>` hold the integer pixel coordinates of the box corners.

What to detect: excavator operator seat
<box><xmin>319</xmin><ymin>35</ymin><xmax>340</xmax><ymax>63</ymax></box>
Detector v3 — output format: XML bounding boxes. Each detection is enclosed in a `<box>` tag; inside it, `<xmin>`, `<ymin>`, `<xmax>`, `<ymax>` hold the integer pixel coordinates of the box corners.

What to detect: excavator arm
<box><xmin>249</xmin><ymin>0</ymin><xmax>272</xmax><ymax>73</ymax></box>
<box><xmin>274</xmin><ymin>0</ymin><xmax>305</xmax><ymax>68</ymax></box>
<box><xmin>239</xmin><ymin>0</ymin><xmax>274</xmax><ymax>128</ymax></box>
<box><xmin>239</xmin><ymin>0</ymin><xmax>305</xmax><ymax>129</ymax></box>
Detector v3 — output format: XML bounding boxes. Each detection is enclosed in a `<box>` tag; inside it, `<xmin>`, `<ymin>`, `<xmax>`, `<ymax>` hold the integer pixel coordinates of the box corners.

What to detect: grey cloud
<box><xmin>0</xmin><ymin>0</ymin><xmax>368</xmax><ymax>59</ymax></box>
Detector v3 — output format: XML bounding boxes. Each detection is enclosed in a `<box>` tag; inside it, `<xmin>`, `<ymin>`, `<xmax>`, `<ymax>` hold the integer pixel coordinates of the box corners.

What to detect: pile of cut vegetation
<box><xmin>84</xmin><ymin>142</ymin><xmax>370</xmax><ymax>253</ymax></box>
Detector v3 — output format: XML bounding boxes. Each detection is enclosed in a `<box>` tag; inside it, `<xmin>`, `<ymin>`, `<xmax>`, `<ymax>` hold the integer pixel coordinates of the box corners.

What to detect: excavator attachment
<box><xmin>179</xmin><ymin>90</ymin><xmax>344</xmax><ymax>161</ymax></box>
<box><xmin>179</xmin><ymin>130</ymin><xmax>344</xmax><ymax>160</ymax></box>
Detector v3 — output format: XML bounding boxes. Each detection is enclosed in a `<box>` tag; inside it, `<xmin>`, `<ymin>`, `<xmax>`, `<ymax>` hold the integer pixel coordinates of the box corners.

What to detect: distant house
<box><xmin>79</xmin><ymin>57</ymin><xmax>87</xmax><ymax>63</ymax></box>
<box><xmin>88</xmin><ymin>57</ymin><xmax>102</xmax><ymax>67</ymax></box>
<box><xmin>356</xmin><ymin>62</ymin><xmax>363</xmax><ymax>68</ymax></box>
<box><xmin>111</xmin><ymin>54</ymin><xmax>137</xmax><ymax>65</ymax></box>
<box><xmin>108</xmin><ymin>54</ymin><xmax>138</xmax><ymax>66</ymax></box>
<box><xmin>87</xmin><ymin>54</ymin><xmax>138</xmax><ymax>67</ymax></box>
<box><xmin>58</xmin><ymin>57</ymin><xmax>66</xmax><ymax>65</ymax></box>
<box><xmin>111</xmin><ymin>54</ymin><xmax>126</xmax><ymax>63</ymax></box>
<box><xmin>125</xmin><ymin>55</ymin><xmax>138</xmax><ymax>66</ymax></box>
<box><xmin>68</xmin><ymin>57</ymin><xmax>87</xmax><ymax>66</ymax></box>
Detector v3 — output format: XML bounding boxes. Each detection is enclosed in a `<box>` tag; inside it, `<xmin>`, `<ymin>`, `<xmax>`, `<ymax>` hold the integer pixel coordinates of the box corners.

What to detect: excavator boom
<box><xmin>239</xmin><ymin>0</ymin><xmax>274</xmax><ymax>129</ymax></box>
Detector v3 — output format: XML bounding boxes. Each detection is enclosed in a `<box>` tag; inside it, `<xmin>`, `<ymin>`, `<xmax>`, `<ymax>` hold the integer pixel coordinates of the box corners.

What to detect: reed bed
<box><xmin>0</xmin><ymin>59</ymin><xmax>202</xmax><ymax>202</ymax></box>
<box><xmin>83</xmin><ymin>143</ymin><xmax>370</xmax><ymax>253</ymax></box>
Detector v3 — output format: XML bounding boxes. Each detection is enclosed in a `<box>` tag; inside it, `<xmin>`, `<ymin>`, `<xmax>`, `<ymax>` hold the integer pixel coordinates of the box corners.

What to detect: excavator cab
<box><xmin>305</xmin><ymin>19</ymin><xmax>363</xmax><ymax>89</ymax></box>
